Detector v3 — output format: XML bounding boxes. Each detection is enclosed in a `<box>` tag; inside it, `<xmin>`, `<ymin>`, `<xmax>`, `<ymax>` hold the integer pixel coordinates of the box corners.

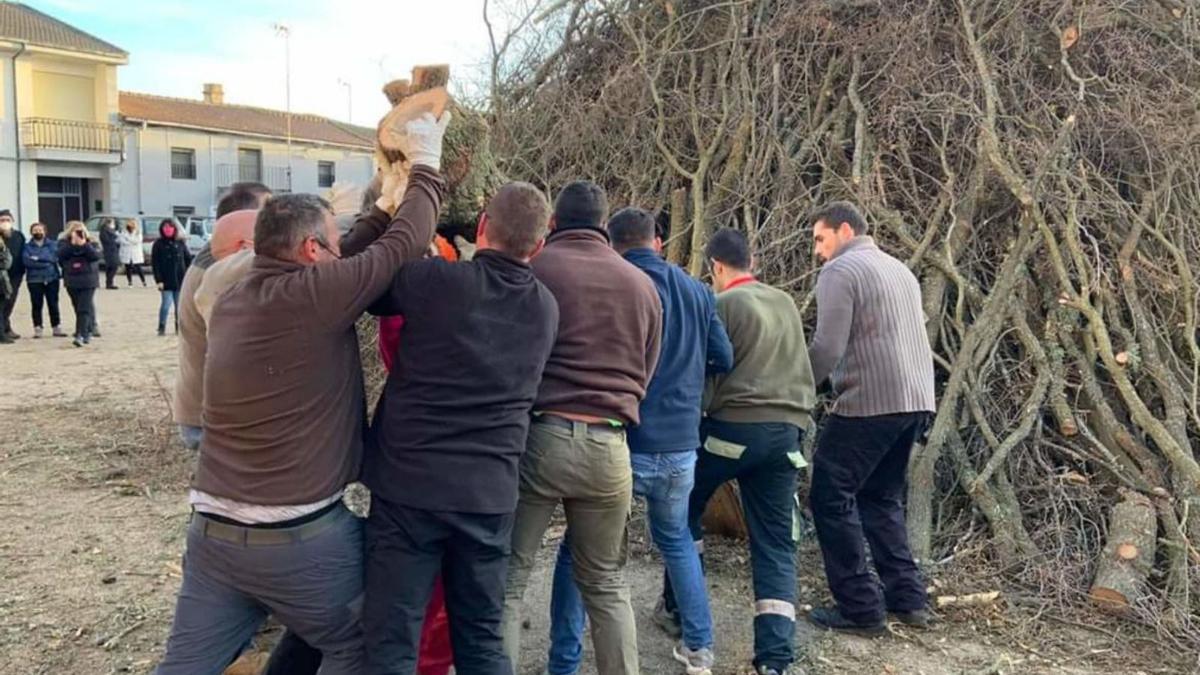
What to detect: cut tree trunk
<box><xmin>1089</xmin><ymin>489</ymin><xmax>1156</xmax><ymax>614</ymax></box>
<box><xmin>701</xmin><ymin>482</ymin><xmax>749</xmax><ymax>539</ymax></box>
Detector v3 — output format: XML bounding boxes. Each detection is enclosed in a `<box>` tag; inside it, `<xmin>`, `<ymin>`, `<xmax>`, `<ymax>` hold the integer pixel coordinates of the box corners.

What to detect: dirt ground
<box><xmin>0</xmin><ymin>286</ymin><xmax>1185</xmax><ymax>675</ymax></box>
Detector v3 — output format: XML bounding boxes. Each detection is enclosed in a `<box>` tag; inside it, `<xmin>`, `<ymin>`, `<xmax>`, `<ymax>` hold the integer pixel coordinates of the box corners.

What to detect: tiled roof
<box><xmin>0</xmin><ymin>2</ymin><xmax>126</xmax><ymax>58</ymax></box>
<box><xmin>119</xmin><ymin>92</ymin><xmax>376</xmax><ymax>150</ymax></box>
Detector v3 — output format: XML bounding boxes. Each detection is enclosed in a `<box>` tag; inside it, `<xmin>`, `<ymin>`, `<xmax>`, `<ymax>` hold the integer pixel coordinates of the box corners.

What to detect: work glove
<box><xmin>400</xmin><ymin>111</ymin><xmax>452</xmax><ymax>171</ymax></box>
<box><xmin>453</xmin><ymin>235</ymin><xmax>476</xmax><ymax>261</ymax></box>
<box><xmin>374</xmin><ymin>161</ymin><xmax>411</xmax><ymax>215</ymax></box>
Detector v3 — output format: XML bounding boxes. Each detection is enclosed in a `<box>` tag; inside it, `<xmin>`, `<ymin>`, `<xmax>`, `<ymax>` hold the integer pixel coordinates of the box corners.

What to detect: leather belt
<box><xmin>193</xmin><ymin>504</ymin><xmax>344</xmax><ymax>546</ymax></box>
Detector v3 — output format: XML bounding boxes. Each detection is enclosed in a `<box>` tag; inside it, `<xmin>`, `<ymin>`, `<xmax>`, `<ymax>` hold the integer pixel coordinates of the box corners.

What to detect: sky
<box><xmin>28</xmin><ymin>0</ymin><xmax>501</xmax><ymax>127</ymax></box>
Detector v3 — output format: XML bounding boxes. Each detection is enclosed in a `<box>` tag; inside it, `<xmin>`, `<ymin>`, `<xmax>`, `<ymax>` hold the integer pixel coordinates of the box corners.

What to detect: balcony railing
<box><xmin>21</xmin><ymin>117</ymin><xmax>122</xmax><ymax>153</ymax></box>
<box><xmin>215</xmin><ymin>163</ymin><xmax>291</xmax><ymax>191</ymax></box>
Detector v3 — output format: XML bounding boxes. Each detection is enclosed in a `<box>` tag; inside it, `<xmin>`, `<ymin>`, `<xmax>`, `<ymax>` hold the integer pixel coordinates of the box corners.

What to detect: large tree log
<box><xmin>1089</xmin><ymin>490</ymin><xmax>1156</xmax><ymax>614</ymax></box>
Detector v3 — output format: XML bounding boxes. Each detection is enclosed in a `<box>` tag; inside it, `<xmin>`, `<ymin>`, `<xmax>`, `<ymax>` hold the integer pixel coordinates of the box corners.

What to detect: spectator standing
<box><xmin>118</xmin><ymin>219</ymin><xmax>147</xmax><ymax>286</ymax></box>
<box><xmin>58</xmin><ymin>223</ymin><xmax>101</xmax><ymax>348</ymax></box>
<box><xmin>0</xmin><ymin>235</ymin><xmax>11</xmax><ymax>344</ymax></box>
<box><xmin>100</xmin><ymin>218</ymin><xmax>121</xmax><ymax>289</ymax></box>
<box><xmin>805</xmin><ymin>201</ymin><xmax>936</xmax><ymax>636</ymax></box>
<box><xmin>0</xmin><ymin>209</ymin><xmax>25</xmax><ymax>340</ymax></box>
<box><xmin>151</xmin><ymin>219</ymin><xmax>192</xmax><ymax>336</ymax></box>
<box><xmin>22</xmin><ymin>222</ymin><xmax>66</xmax><ymax>338</ymax></box>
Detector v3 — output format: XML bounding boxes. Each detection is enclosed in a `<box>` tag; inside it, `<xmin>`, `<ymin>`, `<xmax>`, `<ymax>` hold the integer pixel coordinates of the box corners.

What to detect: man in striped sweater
<box><xmin>805</xmin><ymin>201</ymin><xmax>936</xmax><ymax>636</ymax></box>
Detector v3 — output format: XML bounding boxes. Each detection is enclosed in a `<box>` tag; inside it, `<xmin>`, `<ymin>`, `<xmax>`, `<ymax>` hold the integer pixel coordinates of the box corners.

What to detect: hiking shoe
<box><xmin>52</xmin><ymin>325</ymin><xmax>67</xmax><ymax>337</ymax></box>
<box><xmin>807</xmin><ymin>606</ymin><xmax>886</xmax><ymax>637</ymax></box>
<box><xmin>34</xmin><ymin>326</ymin><xmax>43</xmax><ymax>338</ymax></box>
<box><xmin>890</xmin><ymin>608</ymin><xmax>932</xmax><ymax>628</ymax></box>
<box><xmin>653</xmin><ymin>598</ymin><xmax>683</xmax><ymax>638</ymax></box>
<box><xmin>672</xmin><ymin>644</ymin><xmax>713</xmax><ymax>675</ymax></box>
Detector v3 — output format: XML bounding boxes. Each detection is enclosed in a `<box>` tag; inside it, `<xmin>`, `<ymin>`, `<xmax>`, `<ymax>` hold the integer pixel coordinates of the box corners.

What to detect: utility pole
<box><xmin>338</xmin><ymin>78</ymin><xmax>352</xmax><ymax>124</ymax></box>
<box><xmin>273</xmin><ymin>22</ymin><xmax>292</xmax><ymax>192</ymax></box>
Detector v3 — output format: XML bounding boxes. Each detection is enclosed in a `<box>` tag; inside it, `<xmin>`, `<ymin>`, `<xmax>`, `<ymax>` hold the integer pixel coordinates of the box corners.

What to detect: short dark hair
<box><xmin>705</xmin><ymin>227</ymin><xmax>751</xmax><ymax>270</ymax></box>
<box><xmin>553</xmin><ymin>181</ymin><xmax>608</xmax><ymax>231</ymax></box>
<box><xmin>254</xmin><ymin>193</ymin><xmax>333</xmax><ymax>259</ymax></box>
<box><xmin>217</xmin><ymin>182</ymin><xmax>272</xmax><ymax>218</ymax></box>
<box><xmin>810</xmin><ymin>200</ymin><xmax>869</xmax><ymax>235</ymax></box>
<box><xmin>485</xmin><ymin>182</ymin><xmax>550</xmax><ymax>257</ymax></box>
<box><xmin>608</xmin><ymin>207</ymin><xmax>656</xmax><ymax>252</ymax></box>
<box><xmin>0</xmin><ymin>209</ymin><xmax>12</xmax><ymax>220</ymax></box>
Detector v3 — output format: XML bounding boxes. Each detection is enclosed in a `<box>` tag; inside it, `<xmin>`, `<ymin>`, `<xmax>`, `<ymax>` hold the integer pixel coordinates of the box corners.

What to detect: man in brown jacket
<box><xmin>502</xmin><ymin>180</ymin><xmax>662</xmax><ymax>675</ymax></box>
<box><xmin>155</xmin><ymin>111</ymin><xmax>450</xmax><ymax>675</ymax></box>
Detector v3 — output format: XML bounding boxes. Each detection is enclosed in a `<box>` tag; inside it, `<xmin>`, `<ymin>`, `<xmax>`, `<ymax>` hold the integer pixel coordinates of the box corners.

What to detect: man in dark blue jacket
<box><xmin>546</xmin><ymin>207</ymin><xmax>733</xmax><ymax>675</ymax></box>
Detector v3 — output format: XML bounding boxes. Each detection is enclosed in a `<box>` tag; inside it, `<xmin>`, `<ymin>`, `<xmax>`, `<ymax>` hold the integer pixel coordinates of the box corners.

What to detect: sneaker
<box><xmin>34</xmin><ymin>326</ymin><xmax>43</xmax><ymax>338</ymax></box>
<box><xmin>91</xmin><ymin>328</ymin><xmax>102</xmax><ymax>338</ymax></box>
<box><xmin>156</xmin><ymin>326</ymin><xmax>165</xmax><ymax>337</ymax></box>
<box><xmin>5</xmin><ymin>329</ymin><xmax>19</xmax><ymax>340</ymax></box>
<box><xmin>807</xmin><ymin>606</ymin><xmax>886</xmax><ymax>637</ymax></box>
<box><xmin>52</xmin><ymin>326</ymin><xmax>67</xmax><ymax>337</ymax></box>
<box><xmin>0</xmin><ymin>334</ymin><xmax>13</xmax><ymax>345</ymax></box>
<box><xmin>72</xmin><ymin>337</ymin><xmax>83</xmax><ymax>348</ymax></box>
<box><xmin>672</xmin><ymin>644</ymin><xmax>714</xmax><ymax>675</ymax></box>
<box><xmin>653</xmin><ymin>598</ymin><xmax>683</xmax><ymax>639</ymax></box>
<box><xmin>82</xmin><ymin>335</ymin><xmax>91</xmax><ymax>345</ymax></box>
<box><xmin>890</xmin><ymin>608</ymin><xmax>932</xmax><ymax>628</ymax></box>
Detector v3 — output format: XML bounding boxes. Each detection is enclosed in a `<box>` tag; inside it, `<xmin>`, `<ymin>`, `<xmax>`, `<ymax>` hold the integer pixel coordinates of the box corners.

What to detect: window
<box><xmin>237</xmin><ymin>147</ymin><xmax>262</xmax><ymax>182</ymax></box>
<box><xmin>171</xmin><ymin>148</ymin><xmax>196</xmax><ymax>180</ymax></box>
<box><xmin>318</xmin><ymin>161</ymin><xmax>336</xmax><ymax>188</ymax></box>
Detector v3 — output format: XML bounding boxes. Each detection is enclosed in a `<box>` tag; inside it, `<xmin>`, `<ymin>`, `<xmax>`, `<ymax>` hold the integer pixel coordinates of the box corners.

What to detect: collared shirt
<box><xmin>192</xmin><ymin>166</ymin><xmax>446</xmax><ymax>505</ymax></box>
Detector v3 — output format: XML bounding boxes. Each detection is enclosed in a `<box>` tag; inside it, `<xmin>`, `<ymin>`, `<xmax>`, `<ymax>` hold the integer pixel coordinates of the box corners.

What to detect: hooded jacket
<box><xmin>151</xmin><ymin>221</ymin><xmax>192</xmax><ymax>291</ymax></box>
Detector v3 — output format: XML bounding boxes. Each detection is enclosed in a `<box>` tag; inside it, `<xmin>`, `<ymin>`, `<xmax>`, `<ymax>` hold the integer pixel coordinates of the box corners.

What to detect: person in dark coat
<box><xmin>99</xmin><ymin>218</ymin><xmax>121</xmax><ymax>289</ymax></box>
<box><xmin>0</xmin><ymin>234</ymin><xmax>12</xmax><ymax>345</ymax></box>
<box><xmin>59</xmin><ymin>224</ymin><xmax>101</xmax><ymax>348</ymax></box>
<box><xmin>151</xmin><ymin>219</ymin><xmax>192</xmax><ymax>335</ymax></box>
<box><xmin>0</xmin><ymin>209</ymin><xmax>25</xmax><ymax>340</ymax></box>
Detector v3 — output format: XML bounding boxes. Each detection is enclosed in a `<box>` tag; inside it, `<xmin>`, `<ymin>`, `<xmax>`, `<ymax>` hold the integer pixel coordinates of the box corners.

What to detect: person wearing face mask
<box><xmin>118</xmin><ymin>219</ymin><xmax>147</xmax><ymax>286</ymax></box>
<box><xmin>100</xmin><ymin>218</ymin><xmax>122</xmax><ymax>290</ymax></box>
<box><xmin>21</xmin><ymin>222</ymin><xmax>66</xmax><ymax>338</ymax></box>
<box><xmin>0</xmin><ymin>209</ymin><xmax>25</xmax><ymax>341</ymax></box>
<box><xmin>150</xmin><ymin>219</ymin><xmax>193</xmax><ymax>336</ymax></box>
<box><xmin>58</xmin><ymin>222</ymin><xmax>101</xmax><ymax>348</ymax></box>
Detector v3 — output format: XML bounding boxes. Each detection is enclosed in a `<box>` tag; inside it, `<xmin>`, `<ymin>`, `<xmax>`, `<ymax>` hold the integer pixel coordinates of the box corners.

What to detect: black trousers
<box><xmin>263</xmin><ymin>630</ymin><xmax>322</xmax><ymax>675</ymax></box>
<box><xmin>28</xmin><ymin>280</ymin><xmax>62</xmax><ymax>328</ymax></box>
<box><xmin>66</xmin><ymin>286</ymin><xmax>96</xmax><ymax>339</ymax></box>
<box><xmin>2</xmin><ymin>273</ymin><xmax>20</xmax><ymax>334</ymax></box>
<box><xmin>105</xmin><ymin>261</ymin><xmax>119</xmax><ymax>288</ymax></box>
<box><xmin>810</xmin><ymin>412</ymin><xmax>930</xmax><ymax>623</ymax></box>
<box><xmin>364</xmin><ymin>496</ymin><xmax>514</xmax><ymax>675</ymax></box>
<box><xmin>125</xmin><ymin>263</ymin><xmax>146</xmax><ymax>285</ymax></box>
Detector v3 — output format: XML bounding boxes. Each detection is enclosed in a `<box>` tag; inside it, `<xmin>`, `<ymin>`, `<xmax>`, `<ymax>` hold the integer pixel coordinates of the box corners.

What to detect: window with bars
<box><xmin>171</xmin><ymin>148</ymin><xmax>196</xmax><ymax>180</ymax></box>
<box><xmin>318</xmin><ymin>161</ymin><xmax>336</xmax><ymax>188</ymax></box>
<box><xmin>238</xmin><ymin>147</ymin><xmax>262</xmax><ymax>182</ymax></box>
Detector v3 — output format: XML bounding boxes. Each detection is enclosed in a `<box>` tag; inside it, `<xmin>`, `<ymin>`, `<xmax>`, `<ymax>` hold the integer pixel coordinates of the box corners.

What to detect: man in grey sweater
<box><xmin>805</xmin><ymin>201</ymin><xmax>936</xmax><ymax>636</ymax></box>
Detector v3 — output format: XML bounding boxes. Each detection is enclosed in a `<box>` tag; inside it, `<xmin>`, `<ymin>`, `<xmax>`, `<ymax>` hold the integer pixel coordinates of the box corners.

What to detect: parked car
<box><xmin>83</xmin><ymin>215</ymin><xmax>184</xmax><ymax>264</ymax></box>
<box><xmin>182</xmin><ymin>216</ymin><xmax>215</xmax><ymax>256</ymax></box>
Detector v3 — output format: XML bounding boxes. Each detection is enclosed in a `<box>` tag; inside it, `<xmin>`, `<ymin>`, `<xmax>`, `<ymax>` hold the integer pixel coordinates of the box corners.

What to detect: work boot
<box><xmin>52</xmin><ymin>325</ymin><xmax>67</xmax><ymax>337</ymax></box>
<box><xmin>34</xmin><ymin>326</ymin><xmax>43</xmax><ymax>338</ymax></box>
<box><xmin>672</xmin><ymin>644</ymin><xmax>714</xmax><ymax>675</ymax></box>
<box><xmin>653</xmin><ymin>598</ymin><xmax>683</xmax><ymax>638</ymax></box>
<box><xmin>807</xmin><ymin>606</ymin><xmax>886</xmax><ymax>637</ymax></box>
<box><xmin>889</xmin><ymin>608</ymin><xmax>932</xmax><ymax>628</ymax></box>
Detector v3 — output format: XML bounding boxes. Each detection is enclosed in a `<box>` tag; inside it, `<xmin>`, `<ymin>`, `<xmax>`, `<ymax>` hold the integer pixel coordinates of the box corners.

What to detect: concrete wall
<box><xmin>112</xmin><ymin>125</ymin><xmax>374</xmax><ymax>216</ymax></box>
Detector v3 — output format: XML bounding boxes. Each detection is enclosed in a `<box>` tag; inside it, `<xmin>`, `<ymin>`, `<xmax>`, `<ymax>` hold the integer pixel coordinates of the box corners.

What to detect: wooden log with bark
<box><xmin>1089</xmin><ymin>490</ymin><xmax>1156</xmax><ymax>614</ymax></box>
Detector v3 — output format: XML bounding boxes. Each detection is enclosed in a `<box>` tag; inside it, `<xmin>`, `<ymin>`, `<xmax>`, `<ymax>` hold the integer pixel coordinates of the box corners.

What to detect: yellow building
<box><xmin>1</xmin><ymin>1</ymin><xmax>127</xmax><ymax>237</ymax></box>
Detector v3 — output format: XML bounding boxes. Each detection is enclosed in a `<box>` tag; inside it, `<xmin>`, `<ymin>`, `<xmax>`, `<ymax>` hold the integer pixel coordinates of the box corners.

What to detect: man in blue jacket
<box><xmin>546</xmin><ymin>207</ymin><xmax>733</xmax><ymax>675</ymax></box>
<box><xmin>21</xmin><ymin>222</ymin><xmax>66</xmax><ymax>338</ymax></box>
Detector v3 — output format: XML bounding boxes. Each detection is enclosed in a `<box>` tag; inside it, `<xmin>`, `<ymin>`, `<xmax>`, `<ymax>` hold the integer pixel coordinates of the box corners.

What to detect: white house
<box><xmin>1</xmin><ymin>2</ymin><xmax>375</xmax><ymax>237</ymax></box>
<box><xmin>115</xmin><ymin>86</ymin><xmax>376</xmax><ymax>221</ymax></box>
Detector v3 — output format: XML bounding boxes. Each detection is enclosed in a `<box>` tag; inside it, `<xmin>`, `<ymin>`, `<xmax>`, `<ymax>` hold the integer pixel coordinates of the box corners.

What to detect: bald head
<box><xmin>210</xmin><ymin>209</ymin><xmax>258</xmax><ymax>261</ymax></box>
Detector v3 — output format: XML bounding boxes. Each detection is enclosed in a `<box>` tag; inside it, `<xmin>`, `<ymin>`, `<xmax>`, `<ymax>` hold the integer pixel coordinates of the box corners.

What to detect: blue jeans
<box><xmin>548</xmin><ymin>451</ymin><xmax>712</xmax><ymax>674</ymax></box>
<box><xmin>159</xmin><ymin>289</ymin><xmax>180</xmax><ymax>329</ymax></box>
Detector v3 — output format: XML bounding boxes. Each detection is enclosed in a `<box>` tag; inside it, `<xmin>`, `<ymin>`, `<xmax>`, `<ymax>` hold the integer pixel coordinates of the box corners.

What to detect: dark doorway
<box><xmin>37</xmin><ymin>176</ymin><xmax>89</xmax><ymax>238</ymax></box>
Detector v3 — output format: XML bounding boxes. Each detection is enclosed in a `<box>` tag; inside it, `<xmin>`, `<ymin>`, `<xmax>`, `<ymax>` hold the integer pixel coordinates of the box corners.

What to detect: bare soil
<box><xmin>0</xmin><ymin>287</ymin><xmax>1179</xmax><ymax>674</ymax></box>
